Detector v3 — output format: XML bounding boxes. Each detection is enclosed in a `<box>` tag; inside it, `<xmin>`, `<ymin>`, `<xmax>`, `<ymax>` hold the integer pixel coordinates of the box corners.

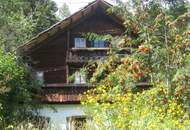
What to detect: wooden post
<box><xmin>66</xmin><ymin>65</ymin><xmax>69</xmax><ymax>83</ymax></box>
<box><xmin>67</xmin><ymin>30</ymin><xmax>70</xmax><ymax>50</ymax></box>
<box><xmin>66</xmin><ymin>30</ymin><xmax>70</xmax><ymax>83</ymax></box>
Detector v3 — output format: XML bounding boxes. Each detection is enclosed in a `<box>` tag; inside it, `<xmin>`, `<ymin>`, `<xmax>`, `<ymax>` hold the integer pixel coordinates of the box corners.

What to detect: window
<box><xmin>74</xmin><ymin>38</ymin><xmax>86</xmax><ymax>48</ymax></box>
<box><xmin>93</xmin><ymin>40</ymin><xmax>106</xmax><ymax>48</ymax></box>
<box><xmin>67</xmin><ymin>116</ymin><xmax>87</xmax><ymax>130</ymax></box>
<box><xmin>74</xmin><ymin>72</ymin><xmax>86</xmax><ymax>84</ymax></box>
<box><xmin>36</xmin><ymin>71</ymin><xmax>44</xmax><ymax>84</ymax></box>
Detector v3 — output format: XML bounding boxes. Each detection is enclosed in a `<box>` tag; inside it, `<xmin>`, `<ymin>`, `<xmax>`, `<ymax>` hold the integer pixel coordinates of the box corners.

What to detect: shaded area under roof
<box><xmin>18</xmin><ymin>0</ymin><xmax>123</xmax><ymax>54</ymax></box>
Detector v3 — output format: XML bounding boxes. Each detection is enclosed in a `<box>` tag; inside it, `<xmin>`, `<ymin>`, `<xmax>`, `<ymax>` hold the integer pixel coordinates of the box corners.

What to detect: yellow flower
<box><xmin>175</xmin><ymin>121</ymin><xmax>182</xmax><ymax>129</ymax></box>
<box><xmin>123</xmin><ymin>107</ymin><xmax>129</xmax><ymax>114</ymax></box>
<box><xmin>128</xmin><ymin>92</ymin><xmax>132</xmax><ymax>97</ymax></box>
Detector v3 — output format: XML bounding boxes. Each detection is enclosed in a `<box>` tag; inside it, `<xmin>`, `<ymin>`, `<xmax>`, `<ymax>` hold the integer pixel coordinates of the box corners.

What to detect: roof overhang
<box><xmin>18</xmin><ymin>0</ymin><xmax>123</xmax><ymax>54</ymax></box>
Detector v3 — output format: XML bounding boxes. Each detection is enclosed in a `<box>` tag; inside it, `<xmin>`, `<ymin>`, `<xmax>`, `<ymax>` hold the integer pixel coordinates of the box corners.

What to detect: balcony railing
<box><xmin>66</xmin><ymin>48</ymin><xmax>108</xmax><ymax>63</ymax></box>
<box><xmin>66</xmin><ymin>47</ymin><xmax>132</xmax><ymax>63</ymax></box>
<box><xmin>41</xmin><ymin>83</ymin><xmax>93</xmax><ymax>103</ymax></box>
<box><xmin>41</xmin><ymin>82</ymin><xmax>152</xmax><ymax>103</ymax></box>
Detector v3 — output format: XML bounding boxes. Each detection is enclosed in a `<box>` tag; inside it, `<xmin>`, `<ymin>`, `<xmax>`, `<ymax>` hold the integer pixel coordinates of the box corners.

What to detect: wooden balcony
<box><xmin>41</xmin><ymin>83</ymin><xmax>93</xmax><ymax>103</ymax></box>
<box><xmin>66</xmin><ymin>48</ymin><xmax>108</xmax><ymax>63</ymax></box>
<box><xmin>71</xmin><ymin>47</ymin><xmax>110</xmax><ymax>51</ymax></box>
<box><xmin>41</xmin><ymin>82</ymin><xmax>152</xmax><ymax>104</ymax></box>
<box><xmin>66</xmin><ymin>47</ymin><xmax>132</xmax><ymax>63</ymax></box>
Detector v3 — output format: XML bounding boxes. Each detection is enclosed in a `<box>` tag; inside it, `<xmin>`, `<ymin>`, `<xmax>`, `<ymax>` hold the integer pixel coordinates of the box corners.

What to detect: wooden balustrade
<box><xmin>41</xmin><ymin>84</ymin><xmax>93</xmax><ymax>103</ymax></box>
<box><xmin>66</xmin><ymin>48</ymin><xmax>108</xmax><ymax>63</ymax></box>
<box><xmin>41</xmin><ymin>82</ymin><xmax>152</xmax><ymax>103</ymax></box>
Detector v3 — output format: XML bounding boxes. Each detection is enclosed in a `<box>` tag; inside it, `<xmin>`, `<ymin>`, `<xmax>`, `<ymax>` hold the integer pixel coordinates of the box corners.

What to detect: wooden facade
<box><xmin>41</xmin><ymin>84</ymin><xmax>93</xmax><ymax>103</ymax></box>
<box><xmin>18</xmin><ymin>0</ymin><xmax>126</xmax><ymax>103</ymax></box>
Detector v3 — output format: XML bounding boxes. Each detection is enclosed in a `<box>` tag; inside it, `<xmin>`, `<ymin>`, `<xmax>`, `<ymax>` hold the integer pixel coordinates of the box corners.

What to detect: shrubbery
<box><xmin>82</xmin><ymin>0</ymin><xmax>190</xmax><ymax>129</ymax></box>
<box><xmin>82</xmin><ymin>85</ymin><xmax>190</xmax><ymax>130</ymax></box>
<box><xmin>0</xmin><ymin>51</ymin><xmax>40</xmax><ymax>129</ymax></box>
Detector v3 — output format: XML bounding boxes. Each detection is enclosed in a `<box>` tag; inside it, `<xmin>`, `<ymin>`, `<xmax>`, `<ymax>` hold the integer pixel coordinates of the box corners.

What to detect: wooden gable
<box><xmin>17</xmin><ymin>0</ymin><xmax>126</xmax><ymax>103</ymax></box>
<box><xmin>18</xmin><ymin>0</ymin><xmax>124</xmax><ymax>54</ymax></box>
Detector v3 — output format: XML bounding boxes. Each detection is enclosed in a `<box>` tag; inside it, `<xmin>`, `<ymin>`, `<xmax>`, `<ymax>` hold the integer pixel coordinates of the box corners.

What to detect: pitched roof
<box><xmin>18</xmin><ymin>0</ymin><xmax>122</xmax><ymax>53</ymax></box>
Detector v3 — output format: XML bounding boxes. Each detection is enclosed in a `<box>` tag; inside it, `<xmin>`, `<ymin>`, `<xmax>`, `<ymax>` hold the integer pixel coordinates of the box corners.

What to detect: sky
<box><xmin>53</xmin><ymin>0</ymin><xmax>190</xmax><ymax>15</ymax></box>
<box><xmin>53</xmin><ymin>0</ymin><xmax>116</xmax><ymax>14</ymax></box>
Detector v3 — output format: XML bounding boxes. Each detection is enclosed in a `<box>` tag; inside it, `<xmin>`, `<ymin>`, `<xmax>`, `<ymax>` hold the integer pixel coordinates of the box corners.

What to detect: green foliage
<box><xmin>69</xmin><ymin>68</ymin><xmax>88</xmax><ymax>83</ymax></box>
<box><xmin>58</xmin><ymin>2</ymin><xmax>71</xmax><ymax>20</ymax></box>
<box><xmin>0</xmin><ymin>12</ymin><xmax>36</xmax><ymax>52</ymax></box>
<box><xmin>84</xmin><ymin>85</ymin><xmax>190</xmax><ymax>130</ymax></box>
<box><xmin>0</xmin><ymin>0</ymin><xmax>58</xmax><ymax>52</ymax></box>
<box><xmin>82</xmin><ymin>0</ymin><xmax>190</xmax><ymax>129</ymax></box>
<box><xmin>31</xmin><ymin>0</ymin><xmax>58</xmax><ymax>34</ymax></box>
<box><xmin>90</xmin><ymin>0</ymin><xmax>190</xmax><ymax>94</ymax></box>
<box><xmin>83</xmin><ymin>33</ymin><xmax>113</xmax><ymax>42</ymax></box>
<box><xmin>0</xmin><ymin>0</ymin><xmax>58</xmax><ymax>127</ymax></box>
<box><xmin>82</xmin><ymin>85</ymin><xmax>190</xmax><ymax>130</ymax></box>
<box><xmin>0</xmin><ymin>50</ymin><xmax>40</xmax><ymax>129</ymax></box>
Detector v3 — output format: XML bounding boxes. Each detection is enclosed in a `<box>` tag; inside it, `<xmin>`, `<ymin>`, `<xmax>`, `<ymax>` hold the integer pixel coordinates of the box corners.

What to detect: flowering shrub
<box><xmin>82</xmin><ymin>85</ymin><xmax>190</xmax><ymax>130</ymax></box>
<box><xmin>81</xmin><ymin>0</ymin><xmax>190</xmax><ymax>129</ymax></box>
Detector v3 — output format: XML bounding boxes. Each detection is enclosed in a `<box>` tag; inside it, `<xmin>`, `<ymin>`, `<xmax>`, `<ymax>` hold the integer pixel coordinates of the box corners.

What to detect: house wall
<box><xmin>29</xmin><ymin>8</ymin><xmax>124</xmax><ymax>84</ymax></box>
<box><xmin>38</xmin><ymin>104</ymin><xmax>84</xmax><ymax>130</ymax></box>
<box><xmin>70</xmin><ymin>9</ymin><xmax>124</xmax><ymax>48</ymax></box>
<box><xmin>31</xmin><ymin>32</ymin><xmax>67</xmax><ymax>84</ymax></box>
<box><xmin>24</xmin><ymin>3</ymin><xmax>124</xmax><ymax>130</ymax></box>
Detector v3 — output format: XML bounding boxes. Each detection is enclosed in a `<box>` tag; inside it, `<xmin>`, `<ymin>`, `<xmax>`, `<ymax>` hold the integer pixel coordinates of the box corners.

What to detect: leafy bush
<box><xmin>82</xmin><ymin>85</ymin><xmax>190</xmax><ymax>130</ymax></box>
<box><xmin>0</xmin><ymin>51</ymin><xmax>40</xmax><ymax>129</ymax></box>
<box><xmin>81</xmin><ymin>0</ymin><xmax>190</xmax><ymax>129</ymax></box>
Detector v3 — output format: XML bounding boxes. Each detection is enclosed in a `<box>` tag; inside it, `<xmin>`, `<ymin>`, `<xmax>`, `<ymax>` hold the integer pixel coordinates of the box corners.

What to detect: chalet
<box><xmin>18</xmin><ymin>0</ymin><xmax>125</xmax><ymax>129</ymax></box>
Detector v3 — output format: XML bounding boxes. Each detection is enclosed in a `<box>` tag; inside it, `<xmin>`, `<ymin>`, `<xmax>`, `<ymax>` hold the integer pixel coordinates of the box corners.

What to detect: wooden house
<box><xmin>18</xmin><ymin>0</ymin><xmax>125</xmax><ymax>129</ymax></box>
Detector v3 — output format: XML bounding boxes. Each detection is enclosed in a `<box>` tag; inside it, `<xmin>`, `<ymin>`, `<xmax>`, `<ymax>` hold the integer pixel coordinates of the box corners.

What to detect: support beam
<box><xmin>67</xmin><ymin>30</ymin><xmax>70</xmax><ymax>50</ymax></box>
<box><xmin>66</xmin><ymin>65</ymin><xmax>69</xmax><ymax>83</ymax></box>
<box><xmin>66</xmin><ymin>30</ymin><xmax>70</xmax><ymax>83</ymax></box>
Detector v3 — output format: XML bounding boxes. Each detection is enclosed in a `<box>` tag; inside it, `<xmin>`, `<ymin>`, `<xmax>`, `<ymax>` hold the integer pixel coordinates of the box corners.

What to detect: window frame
<box><xmin>74</xmin><ymin>72</ymin><xmax>86</xmax><ymax>84</ymax></box>
<box><xmin>74</xmin><ymin>38</ymin><xmax>86</xmax><ymax>48</ymax></box>
<box><xmin>36</xmin><ymin>71</ymin><xmax>44</xmax><ymax>84</ymax></box>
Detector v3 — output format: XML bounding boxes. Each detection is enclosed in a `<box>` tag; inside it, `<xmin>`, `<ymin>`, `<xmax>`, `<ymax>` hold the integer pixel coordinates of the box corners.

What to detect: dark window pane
<box><xmin>99</xmin><ymin>41</ymin><xmax>105</xmax><ymax>47</ymax></box>
<box><xmin>92</xmin><ymin>40</ymin><xmax>105</xmax><ymax>48</ymax></box>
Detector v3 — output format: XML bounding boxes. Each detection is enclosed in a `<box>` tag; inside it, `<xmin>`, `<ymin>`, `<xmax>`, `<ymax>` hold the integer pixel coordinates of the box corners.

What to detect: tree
<box><xmin>0</xmin><ymin>50</ymin><xmax>40</xmax><ymax>129</ymax></box>
<box><xmin>165</xmin><ymin>0</ymin><xmax>188</xmax><ymax>5</ymax></box>
<box><xmin>82</xmin><ymin>0</ymin><xmax>190</xmax><ymax>129</ymax></box>
<box><xmin>58</xmin><ymin>2</ymin><xmax>71</xmax><ymax>20</ymax></box>
<box><xmin>30</xmin><ymin>0</ymin><xmax>58</xmax><ymax>34</ymax></box>
<box><xmin>0</xmin><ymin>0</ymin><xmax>58</xmax><ymax>53</ymax></box>
<box><xmin>0</xmin><ymin>1</ymin><xmax>57</xmax><ymax>128</ymax></box>
<box><xmin>0</xmin><ymin>0</ymin><xmax>36</xmax><ymax>52</ymax></box>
